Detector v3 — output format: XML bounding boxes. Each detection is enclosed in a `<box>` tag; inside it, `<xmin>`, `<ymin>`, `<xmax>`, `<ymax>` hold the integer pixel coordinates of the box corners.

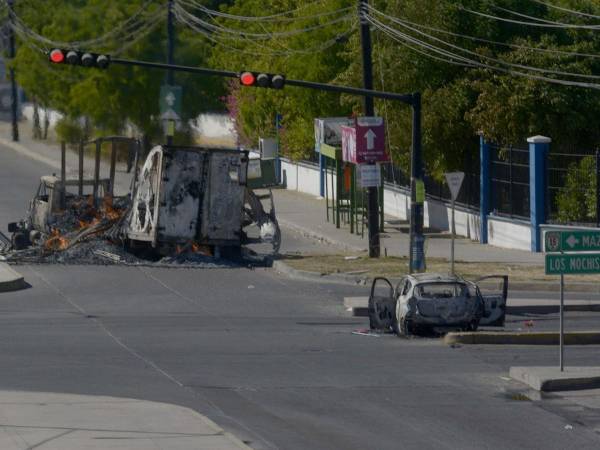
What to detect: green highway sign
<box><xmin>545</xmin><ymin>230</ymin><xmax>600</xmax><ymax>253</ymax></box>
<box><xmin>545</xmin><ymin>253</ymin><xmax>600</xmax><ymax>275</ymax></box>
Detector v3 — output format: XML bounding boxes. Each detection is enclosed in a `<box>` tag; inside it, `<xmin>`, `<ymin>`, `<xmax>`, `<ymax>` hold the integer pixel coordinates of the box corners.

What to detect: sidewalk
<box><xmin>0</xmin><ymin>391</ymin><xmax>250</xmax><ymax>449</ymax></box>
<box><xmin>0</xmin><ymin>120</ymin><xmax>549</xmax><ymax>265</ymax></box>
<box><xmin>0</xmin><ymin>121</ymin><xmax>134</xmax><ymax>196</ymax></box>
<box><xmin>273</xmin><ymin>189</ymin><xmax>544</xmax><ymax>264</ymax></box>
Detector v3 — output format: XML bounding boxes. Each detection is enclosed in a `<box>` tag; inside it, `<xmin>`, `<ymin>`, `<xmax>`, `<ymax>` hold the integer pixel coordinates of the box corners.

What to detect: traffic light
<box><xmin>239</xmin><ymin>71</ymin><xmax>285</xmax><ymax>89</ymax></box>
<box><xmin>48</xmin><ymin>49</ymin><xmax>110</xmax><ymax>69</ymax></box>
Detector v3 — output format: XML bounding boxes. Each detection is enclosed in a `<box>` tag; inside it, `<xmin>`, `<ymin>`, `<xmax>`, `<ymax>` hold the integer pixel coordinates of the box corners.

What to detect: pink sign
<box><xmin>341</xmin><ymin>125</ymin><xmax>356</xmax><ymax>162</ymax></box>
<box><xmin>341</xmin><ymin>117</ymin><xmax>388</xmax><ymax>164</ymax></box>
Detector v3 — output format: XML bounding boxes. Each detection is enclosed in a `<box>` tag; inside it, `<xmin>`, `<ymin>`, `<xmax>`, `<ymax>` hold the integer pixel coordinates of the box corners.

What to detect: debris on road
<box><xmin>351</xmin><ymin>329</ymin><xmax>382</xmax><ymax>337</ymax></box>
<box><xmin>2</xmin><ymin>144</ymin><xmax>281</xmax><ymax>268</ymax></box>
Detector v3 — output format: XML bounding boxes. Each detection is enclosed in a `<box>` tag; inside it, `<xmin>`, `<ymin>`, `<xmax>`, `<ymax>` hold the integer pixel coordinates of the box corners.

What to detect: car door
<box><xmin>368</xmin><ymin>277</ymin><xmax>396</xmax><ymax>330</ymax></box>
<box><xmin>474</xmin><ymin>275</ymin><xmax>508</xmax><ymax>327</ymax></box>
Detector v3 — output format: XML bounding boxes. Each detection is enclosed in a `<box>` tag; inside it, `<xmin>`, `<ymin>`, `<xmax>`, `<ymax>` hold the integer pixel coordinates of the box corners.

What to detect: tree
<box><xmin>10</xmin><ymin>0</ymin><xmax>225</xmax><ymax>143</ymax></box>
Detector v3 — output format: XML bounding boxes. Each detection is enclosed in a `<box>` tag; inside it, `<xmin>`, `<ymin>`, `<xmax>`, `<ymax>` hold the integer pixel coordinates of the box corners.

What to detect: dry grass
<box><xmin>281</xmin><ymin>253</ymin><xmax>600</xmax><ymax>283</ymax></box>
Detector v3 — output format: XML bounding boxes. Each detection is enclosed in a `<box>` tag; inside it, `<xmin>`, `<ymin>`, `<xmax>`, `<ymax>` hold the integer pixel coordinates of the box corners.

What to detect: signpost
<box><xmin>445</xmin><ymin>172</ymin><xmax>465</xmax><ymax>275</ymax></box>
<box><xmin>160</xmin><ymin>84</ymin><xmax>182</xmax><ymax>141</ymax></box>
<box><xmin>544</xmin><ymin>230</ymin><xmax>600</xmax><ymax>372</ymax></box>
<box><xmin>358</xmin><ymin>163</ymin><xmax>381</xmax><ymax>188</ymax></box>
<box><xmin>341</xmin><ymin>117</ymin><xmax>388</xmax><ymax>164</ymax></box>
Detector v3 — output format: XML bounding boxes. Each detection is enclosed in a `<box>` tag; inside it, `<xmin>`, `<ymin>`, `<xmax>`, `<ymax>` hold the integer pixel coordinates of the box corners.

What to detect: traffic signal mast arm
<box><xmin>106</xmin><ymin>56</ymin><xmax>416</xmax><ymax>105</ymax></box>
<box><xmin>49</xmin><ymin>49</ymin><xmax>415</xmax><ymax>104</ymax></box>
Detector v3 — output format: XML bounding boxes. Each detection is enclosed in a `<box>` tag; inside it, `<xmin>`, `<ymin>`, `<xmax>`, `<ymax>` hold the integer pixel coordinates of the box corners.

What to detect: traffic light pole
<box><xmin>166</xmin><ymin>0</ymin><xmax>175</xmax><ymax>145</ymax></box>
<box><xmin>74</xmin><ymin>54</ymin><xmax>425</xmax><ymax>270</ymax></box>
<box><xmin>8</xmin><ymin>0</ymin><xmax>19</xmax><ymax>142</ymax></box>
<box><xmin>410</xmin><ymin>93</ymin><xmax>425</xmax><ymax>272</ymax></box>
<box><xmin>359</xmin><ymin>0</ymin><xmax>380</xmax><ymax>258</ymax></box>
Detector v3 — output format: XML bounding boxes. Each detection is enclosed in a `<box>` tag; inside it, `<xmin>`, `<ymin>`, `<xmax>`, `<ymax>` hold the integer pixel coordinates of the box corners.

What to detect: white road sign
<box><xmin>445</xmin><ymin>172</ymin><xmax>465</xmax><ymax>201</ymax></box>
<box><xmin>365</xmin><ymin>129</ymin><xmax>376</xmax><ymax>150</ymax></box>
<box><xmin>358</xmin><ymin>164</ymin><xmax>381</xmax><ymax>188</ymax></box>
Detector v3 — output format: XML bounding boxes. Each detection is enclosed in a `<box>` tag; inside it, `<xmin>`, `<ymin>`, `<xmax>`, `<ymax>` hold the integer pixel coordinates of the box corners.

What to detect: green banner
<box><xmin>545</xmin><ymin>253</ymin><xmax>600</xmax><ymax>275</ymax></box>
<box><xmin>545</xmin><ymin>230</ymin><xmax>600</xmax><ymax>253</ymax></box>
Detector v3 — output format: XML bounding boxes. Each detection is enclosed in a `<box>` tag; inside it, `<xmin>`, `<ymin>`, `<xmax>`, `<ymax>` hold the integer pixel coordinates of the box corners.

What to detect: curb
<box><xmin>510</xmin><ymin>366</ymin><xmax>600</xmax><ymax>392</ymax></box>
<box><xmin>0</xmin><ymin>136</ymin><xmax>60</xmax><ymax>170</ymax></box>
<box><xmin>277</xmin><ymin>219</ymin><xmax>367</xmax><ymax>252</ymax></box>
<box><xmin>444</xmin><ymin>331</ymin><xmax>600</xmax><ymax>346</ymax></box>
<box><xmin>0</xmin><ymin>263</ymin><xmax>27</xmax><ymax>293</ymax></box>
<box><xmin>273</xmin><ymin>259</ymin><xmax>600</xmax><ymax>293</ymax></box>
<box><xmin>272</xmin><ymin>260</ymin><xmax>369</xmax><ymax>285</ymax></box>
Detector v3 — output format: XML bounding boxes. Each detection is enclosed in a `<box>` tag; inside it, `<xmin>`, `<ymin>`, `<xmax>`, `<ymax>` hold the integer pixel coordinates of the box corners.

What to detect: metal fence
<box><xmin>381</xmin><ymin>162</ymin><xmax>410</xmax><ymax>189</ymax></box>
<box><xmin>424</xmin><ymin>170</ymin><xmax>480</xmax><ymax>211</ymax></box>
<box><xmin>490</xmin><ymin>144</ymin><xmax>530</xmax><ymax>220</ymax></box>
<box><xmin>382</xmin><ymin>160</ymin><xmax>480</xmax><ymax>211</ymax></box>
<box><xmin>547</xmin><ymin>150</ymin><xmax>599</xmax><ymax>226</ymax></box>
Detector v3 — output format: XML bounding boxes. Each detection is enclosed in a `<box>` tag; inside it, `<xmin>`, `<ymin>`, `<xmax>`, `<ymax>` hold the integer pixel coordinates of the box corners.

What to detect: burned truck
<box><xmin>126</xmin><ymin>145</ymin><xmax>280</xmax><ymax>256</ymax></box>
<box><xmin>4</xmin><ymin>143</ymin><xmax>280</xmax><ymax>262</ymax></box>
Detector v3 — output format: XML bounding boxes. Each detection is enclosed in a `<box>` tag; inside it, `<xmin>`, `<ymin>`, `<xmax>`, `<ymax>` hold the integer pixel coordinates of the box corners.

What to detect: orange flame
<box><xmin>44</xmin><ymin>229</ymin><xmax>70</xmax><ymax>251</ymax></box>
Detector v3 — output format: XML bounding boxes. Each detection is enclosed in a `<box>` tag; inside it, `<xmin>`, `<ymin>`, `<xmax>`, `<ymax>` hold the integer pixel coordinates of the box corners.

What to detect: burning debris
<box><xmin>2</xmin><ymin>143</ymin><xmax>280</xmax><ymax>268</ymax></box>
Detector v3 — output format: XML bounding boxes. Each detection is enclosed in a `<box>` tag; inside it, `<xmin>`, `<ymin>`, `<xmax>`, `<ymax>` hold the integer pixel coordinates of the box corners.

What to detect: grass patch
<box><xmin>281</xmin><ymin>253</ymin><xmax>600</xmax><ymax>283</ymax></box>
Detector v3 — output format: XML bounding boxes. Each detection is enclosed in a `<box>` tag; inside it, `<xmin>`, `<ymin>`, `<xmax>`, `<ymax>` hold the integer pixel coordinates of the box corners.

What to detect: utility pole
<box><xmin>358</xmin><ymin>0</ymin><xmax>380</xmax><ymax>258</ymax></box>
<box><xmin>409</xmin><ymin>93</ymin><xmax>425</xmax><ymax>272</ymax></box>
<box><xmin>166</xmin><ymin>0</ymin><xmax>174</xmax><ymax>145</ymax></box>
<box><xmin>7</xmin><ymin>0</ymin><xmax>19</xmax><ymax>142</ymax></box>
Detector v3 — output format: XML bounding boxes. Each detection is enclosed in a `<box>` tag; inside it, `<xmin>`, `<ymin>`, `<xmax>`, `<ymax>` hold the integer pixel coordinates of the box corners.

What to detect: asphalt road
<box><xmin>1</xmin><ymin>140</ymin><xmax>599</xmax><ymax>449</ymax></box>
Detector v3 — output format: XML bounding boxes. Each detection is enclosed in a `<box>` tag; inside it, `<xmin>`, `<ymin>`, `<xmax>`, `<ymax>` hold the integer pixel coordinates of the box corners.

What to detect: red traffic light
<box><xmin>48</xmin><ymin>48</ymin><xmax>110</xmax><ymax>69</ymax></box>
<box><xmin>239</xmin><ymin>71</ymin><xmax>285</xmax><ymax>89</ymax></box>
<box><xmin>49</xmin><ymin>49</ymin><xmax>65</xmax><ymax>64</ymax></box>
<box><xmin>240</xmin><ymin>72</ymin><xmax>256</xmax><ymax>86</ymax></box>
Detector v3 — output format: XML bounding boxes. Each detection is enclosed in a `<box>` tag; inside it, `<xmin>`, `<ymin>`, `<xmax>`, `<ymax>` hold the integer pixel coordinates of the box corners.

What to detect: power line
<box><xmin>531</xmin><ymin>0</ymin><xmax>600</xmax><ymax>20</ymax></box>
<box><xmin>460</xmin><ymin>5</ymin><xmax>600</xmax><ymax>29</ymax></box>
<box><xmin>368</xmin><ymin>11</ymin><xmax>600</xmax><ymax>81</ymax></box>
<box><xmin>491</xmin><ymin>4</ymin><xmax>574</xmax><ymax>25</ymax></box>
<box><xmin>174</xmin><ymin>2</ymin><xmax>353</xmax><ymax>40</ymax></box>
<box><xmin>7</xmin><ymin>0</ymin><xmax>164</xmax><ymax>51</ymax></box>
<box><xmin>173</xmin><ymin>5</ymin><xmax>355</xmax><ymax>56</ymax></box>
<box><xmin>366</xmin><ymin>15</ymin><xmax>600</xmax><ymax>90</ymax></box>
<box><xmin>175</xmin><ymin>0</ymin><xmax>347</xmax><ymax>23</ymax></box>
<box><xmin>366</xmin><ymin>5</ymin><xmax>600</xmax><ymax>59</ymax></box>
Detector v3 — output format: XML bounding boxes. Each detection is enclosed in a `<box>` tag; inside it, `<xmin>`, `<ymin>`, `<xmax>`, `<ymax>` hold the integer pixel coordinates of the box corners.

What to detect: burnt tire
<box><xmin>391</xmin><ymin>316</ymin><xmax>400</xmax><ymax>336</ymax></box>
<box><xmin>11</xmin><ymin>232</ymin><xmax>30</xmax><ymax>250</ymax></box>
<box><xmin>398</xmin><ymin>317</ymin><xmax>413</xmax><ymax>337</ymax></box>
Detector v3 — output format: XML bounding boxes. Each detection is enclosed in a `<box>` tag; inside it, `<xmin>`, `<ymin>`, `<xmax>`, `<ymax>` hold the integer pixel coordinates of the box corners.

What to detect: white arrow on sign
<box><xmin>165</xmin><ymin>92</ymin><xmax>176</xmax><ymax>107</ymax></box>
<box><xmin>566</xmin><ymin>234</ymin><xmax>579</xmax><ymax>249</ymax></box>
<box><xmin>445</xmin><ymin>171</ymin><xmax>465</xmax><ymax>201</ymax></box>
<box><xmin>365</xmin><ymin>129</ymin><xmax>376</xmax><ymax>150</ymax></box>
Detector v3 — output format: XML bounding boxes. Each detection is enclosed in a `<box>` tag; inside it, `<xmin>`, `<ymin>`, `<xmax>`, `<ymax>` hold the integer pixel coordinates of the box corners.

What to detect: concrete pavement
<box><xmin>0</xmin><ymin>262</ymin><xmax>26</xmax><ymax>292</ymax></box>
<box><xmin>0</xmin><ymin>391</ymin><xmax>250</xmax><ymax>449</ymax></box>
<box><xmin>272</xmin><ymin>188</ymin><xmax>545</xmax><ymax>264</ymax></box>
<box><xmin>2</xmin><ymin>119</ymin><xmax>600</xmax><ymax>448</ymax></box>
<box><xmin>510</xmin><ymin>367</ymin><xmax>600</xmax><ymax>392</ymax></box>
<box><xmin>0</xmin><ymin>119</ymin><xmax>546</xmax><ymax>265</ymax></box>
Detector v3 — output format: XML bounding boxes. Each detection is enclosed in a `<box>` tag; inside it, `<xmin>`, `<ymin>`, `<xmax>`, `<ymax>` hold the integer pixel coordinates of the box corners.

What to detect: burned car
<box><xmin>368</xmin><ymin>273</ymin><xmax>507</xmax><ymax>336</ymax></box>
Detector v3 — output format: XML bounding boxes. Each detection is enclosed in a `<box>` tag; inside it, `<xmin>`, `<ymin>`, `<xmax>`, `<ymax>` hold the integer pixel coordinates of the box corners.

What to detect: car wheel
<box><xmin>399</xmin><ymin>317</ymin><xmax>412</xmax><ymax>337</ymax></box>
<box><xmin>391</xmin><ymin>316</ymin><xmax>400</xmax><ymax>336</ymax></box>
<box><xmin>464</xmin><ymin>319</ymin><xmax>479</xmax><ymax>332</ymax></box>
<box><xmin>369</xmin><ymin>314</ymin><xmax>377</xmax><ymax>331</ymax></box>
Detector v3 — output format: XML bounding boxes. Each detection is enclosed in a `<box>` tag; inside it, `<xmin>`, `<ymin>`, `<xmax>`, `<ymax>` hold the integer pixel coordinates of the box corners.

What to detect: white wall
<box><xmin>487</xmin><ymin>216</ymin><xmax>531</xmax><ymax>251</ymax></box>
<box><xmin>281</xmin><ymin>159</ymin><xmax>483</xmax><ymax>241</ymax></box>
<box><xmin>189</xmin><ymin>113</ymin><xmax>235</xmax><ymax>139</ymax></box>
<box><xmin>280</xmin><ymin>159</ymin><xmax>323</xmax><ymax>197</ymax></box>
<box><xmin>22</xmin><ymin>104</ymin><xmax>63</xmax><ymax>128</ymax></box>
<box><xmin>384</xmin><ymin>187</ymin><xmax>410</xmax><ymax>221</ymax></box>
